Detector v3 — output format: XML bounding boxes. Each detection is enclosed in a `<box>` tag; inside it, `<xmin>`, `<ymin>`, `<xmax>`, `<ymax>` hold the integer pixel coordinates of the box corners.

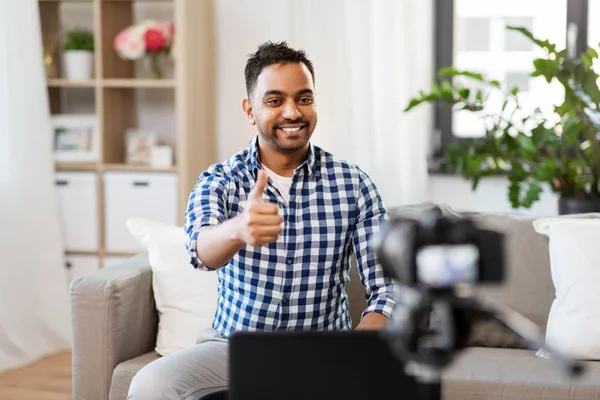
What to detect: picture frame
<box><xmin>125</xmin><ymin>128</ymin><xmax>158</xmax><ymax>165</ymax></box>
<box><xmin>51</xmin><ymin>114</ymin><xmax>99</xmax><ymax>163</ymax></box>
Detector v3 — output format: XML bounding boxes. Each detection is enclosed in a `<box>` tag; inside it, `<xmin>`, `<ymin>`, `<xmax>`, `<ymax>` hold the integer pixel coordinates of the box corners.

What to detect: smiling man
<box><xmin>127</xmin><ymin>41</ymin><xmax>396</xmax><ymax>400</ymax></box>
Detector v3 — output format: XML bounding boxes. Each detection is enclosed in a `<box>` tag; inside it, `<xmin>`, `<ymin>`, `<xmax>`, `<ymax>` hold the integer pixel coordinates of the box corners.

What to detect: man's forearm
<box><xmin>355</xmin><ymin>312</ymin><xmax>389</xmax><ymax>330</ymax></box>
<box><xmin>195</xmin><ymin>217</ymin><xmax>245</xmax><ymax>269</ymax></box>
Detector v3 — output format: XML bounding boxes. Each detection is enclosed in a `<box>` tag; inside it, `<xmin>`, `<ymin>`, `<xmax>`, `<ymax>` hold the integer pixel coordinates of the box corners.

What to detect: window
<box><xmin>433</xmin><ymin>0</ymin><xmax>590</xmax><ymax>162</ymax></box>
<box><xmin>590</xmin><ymin>0</ymin><xmax>600</xmax><ymax>74</ymax></box>
<box><xmin>589</xmin><ymin>0</ymin><xmax>599</xmax><ymax>47</ymax></box>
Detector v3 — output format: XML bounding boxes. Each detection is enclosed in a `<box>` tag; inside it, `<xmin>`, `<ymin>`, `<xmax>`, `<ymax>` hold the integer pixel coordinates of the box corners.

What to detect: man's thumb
<box><xmin>249</xmin><ymin>169</ymin><xmax>268</xmax><ymax>201</ymax></box>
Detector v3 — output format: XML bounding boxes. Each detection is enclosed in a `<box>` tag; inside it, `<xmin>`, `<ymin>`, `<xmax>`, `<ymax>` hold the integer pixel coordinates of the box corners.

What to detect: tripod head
<box><xmin>373</xmin><ymin>208</ymin><xmax>584</xmax><ymax>396</ymax></box>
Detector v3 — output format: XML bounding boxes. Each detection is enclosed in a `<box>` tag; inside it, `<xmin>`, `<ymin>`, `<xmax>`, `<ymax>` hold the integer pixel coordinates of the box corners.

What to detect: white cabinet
<box><xmin>104</xmin><ymin>172</ymin><xmax>178</xmax><ymax>252</ymax></box>
<box><xmin>55</xmin><ymin>172</ymin><xmax>99</xmax><ymax>251</ymax></box>
<box><xmin>65</xmin><ymin>255</ymin><xmax>100</xmax><ymax>287</ymax></box>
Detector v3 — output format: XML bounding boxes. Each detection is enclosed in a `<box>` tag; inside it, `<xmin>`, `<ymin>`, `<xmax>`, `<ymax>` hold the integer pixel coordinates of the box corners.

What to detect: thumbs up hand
<box><xmin>236</xmin><ymin>169</ymin><xmax>283</xmax><ymax>246</ymax></box>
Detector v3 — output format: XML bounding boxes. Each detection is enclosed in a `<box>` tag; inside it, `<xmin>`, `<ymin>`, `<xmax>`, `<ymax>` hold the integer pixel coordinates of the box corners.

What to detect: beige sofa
<box><xmin>70</xmin><ymin>205</ymin><xmax>600</xmax><ymax>400</ymax></box>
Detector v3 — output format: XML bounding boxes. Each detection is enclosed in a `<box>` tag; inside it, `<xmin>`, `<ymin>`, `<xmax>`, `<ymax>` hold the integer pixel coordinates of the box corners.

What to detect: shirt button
<box><xmin>282</xmin><ymin>297</ymin><xmax>288</xmax><ymax>304</ymax></box>
<box><xmin>287</xmin><ymin>259</ymin><xmax>292</xmax><ymax>265</ymax></box>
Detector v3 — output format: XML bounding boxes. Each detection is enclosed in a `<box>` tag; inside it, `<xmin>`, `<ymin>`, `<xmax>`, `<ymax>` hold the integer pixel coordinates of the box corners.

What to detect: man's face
<box><xmin>244</xmin><ymin>62</ymin><xmax>318</xmax><ymax>153</ymax></box>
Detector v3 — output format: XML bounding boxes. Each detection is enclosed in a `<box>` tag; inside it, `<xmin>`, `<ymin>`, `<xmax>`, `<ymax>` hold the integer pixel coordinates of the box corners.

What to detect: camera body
<box><xmin>376</xmin><ymin>209</ymin><xmax>505</xmax><ymax>289</ymax></box>
<box><xmin>374</xmin><ymin>208</ymin><xmax>583</xmax><ymax>398</ymax></box>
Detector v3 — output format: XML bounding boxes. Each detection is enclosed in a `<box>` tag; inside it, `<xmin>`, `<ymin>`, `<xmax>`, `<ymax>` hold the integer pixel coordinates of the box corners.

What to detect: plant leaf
<box><xmin>506</xmin><ymin>26</ymin><xmax>557</xmax><ymax>54</ymax></box>
<box><xmin>562</xmin><ymin>115</ymin><xmax>585</xmax><ymax>145</ymax></box>
<box><xmin>582</xmin><ymin>52</ymin><xmax>593</xmax><ymax>69</ymax></box>
<box><xmin>517</xmin><ymin>134</ymin><xmax>536</xmax><ymax>155</ymax></box>
<box><xmin>438</xmin><ymin>68</ymin><xmax>483</xmax><ymax>81</ymax></box>
<box><xmin>533</xmin><ymin>59</ymin><xmax>559</xmax><ymax>83</ymax></box>
<box><xmin>508</xmin><ymin>179</ymin><xmax>521</xmax><ymax>208</ymax></box>
<box><xmin>404</xmin><ymin>98</ymin><xmax>422</xmax><ymax>112</ymax></box>
<box><xmin>522</xmin><ymin>181</ymin><xmax>543</xmax><ymax>208</ymax></box>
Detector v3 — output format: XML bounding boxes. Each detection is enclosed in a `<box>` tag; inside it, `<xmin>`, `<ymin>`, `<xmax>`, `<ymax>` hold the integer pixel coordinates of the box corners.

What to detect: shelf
<box><xmin>102</xmin><ymin>250</ymin><xmax>138</xmax><ymax>257</ymax></box>
<box><xmin>66</xmin><ymin>250</ymin><xmax>99</xmax><ymax>256</ymax></box>
<box><xmin>99</xmin><ymin>0</ymin><xmax>173</xmax><ymax>2</ymax></box>
<box><xmin>47</xmin><ymin>79</ymin><xmax>97</xmax><ymax>88</ymax></box>
<box><xmin>102</xmin><ymin>79</ymin><xmax>176</xmax><ymax>89</ymax></box>
<box><xmin>55</xmin><ymin>163</ymin><xmax>99</xmax><ymax>171</ymax></box>
<box><xmin>48</xmin><ymin>79</ymin><xmax>177</xmax><ymax>89</ymax></box>
<box><xmin>103</xmin><ymin>163</ymin><xmax>177</xmax><ymax>173</ymax></box>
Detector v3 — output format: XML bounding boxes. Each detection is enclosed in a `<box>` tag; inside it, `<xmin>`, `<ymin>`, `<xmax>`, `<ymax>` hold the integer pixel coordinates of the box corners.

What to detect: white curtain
<box><xmin>216</xmin><ymin>0</ymin><xmax>434</xmax><ymax>207</ymax></box>
<box><xmin>0</xmin><ymin>1</ymin><xmax>71</xmax><ymax>373</ymax></box>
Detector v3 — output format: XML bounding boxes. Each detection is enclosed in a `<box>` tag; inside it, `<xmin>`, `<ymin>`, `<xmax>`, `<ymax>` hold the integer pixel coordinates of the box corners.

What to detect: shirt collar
<box><xmin>248</xmin><ymin>135</ymin><xmax>317</xmax><ymax>178</ymax></box>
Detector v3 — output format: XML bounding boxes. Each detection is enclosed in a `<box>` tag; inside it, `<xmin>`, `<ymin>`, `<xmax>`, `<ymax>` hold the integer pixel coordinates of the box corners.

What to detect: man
<box><xmin>128</xmin><ymin>41</ymin><xmax>396</xmax><ymax>400</ymax></box>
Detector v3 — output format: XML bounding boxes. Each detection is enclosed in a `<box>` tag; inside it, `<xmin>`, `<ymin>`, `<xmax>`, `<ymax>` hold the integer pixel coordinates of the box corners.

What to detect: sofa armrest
<box><xmin>70</xmin><ymin>252</ymin><xmax>158</xmax><ymax>400</ymax></box>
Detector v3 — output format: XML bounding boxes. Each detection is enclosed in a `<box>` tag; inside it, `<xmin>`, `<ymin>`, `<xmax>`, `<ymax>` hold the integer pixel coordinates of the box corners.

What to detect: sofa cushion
<box><xmin>109</xmin><ymin>352</ymin><xmax>161</xmax><ymax>400</ymax></box>
<box><xmin>383</xmin><ymin>206</ymin><xmax>554</xmax><ymax>349</ymax></box>
<box><xmin>383</xmin><ymin>206</ymin><xmax>554</xmax><ymax>348</ymax></box>
<box><xmin>388</xmin><ymin>202</ymin><xmax>456</xmax><ymax>220</ymax></box>
<box><xmin>443</xmin><ymin>347</ymin><xmax>600</xmax><ymax>400</ymax></box>
<box><xmin>533</xmin><ymin>215</ymin><xmax>600</xmax><ymax>360</ymax></box>
<box><xmin>127</xmin><ymin>218</ymin><xmax>219</xmax><ymax>356</ymax></box>
<box><xmin>455</xmin><ymin>212</ymin><xmax>555</xmax><ymax>349</ymax></box>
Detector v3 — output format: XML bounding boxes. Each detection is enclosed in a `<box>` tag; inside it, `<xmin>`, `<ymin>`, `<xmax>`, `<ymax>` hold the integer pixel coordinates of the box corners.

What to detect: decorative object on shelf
<box><xmin>51</xmin><ymin>114</ymin><xmax>99</xmax><ymax>163</ymax></box>
<box><xmin>150</xmin><ymin>145</ymin><xmax>174</xmax><ymax>169</ymax></box>
<box><xmin>114</xmin><ymin>20</ymin><xmax>175</xmax><ymax>79</ymax></box>
<box><xmin>43</xmin><ymin>34</ymin><xmax>59</xmax><ymax>79</ymax></box>
<box><xmin>404</xmin><ymin>23</ymin><xmax>600</xmax><ymax>214</ymax></box>
<box><xmin>62</xmin><ymin>27</ymin><xmax>94</xmax><ymax>81</ymax></box>
<box><xmin>125</xmin><ymin>128</ymin><xmax>158</xmax><ymax>165</ymax></box>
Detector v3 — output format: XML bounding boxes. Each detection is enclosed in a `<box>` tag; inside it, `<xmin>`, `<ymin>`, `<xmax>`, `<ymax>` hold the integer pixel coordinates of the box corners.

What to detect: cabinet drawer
<box><xmin>104</xmin><ymin>172</ymin><xmax>178</xmax><ymax>252</ymax></box>
<box><xmin>55</xmin><ymin>172</ymin><xmax>99</xmax><ymax>251</ymax></box>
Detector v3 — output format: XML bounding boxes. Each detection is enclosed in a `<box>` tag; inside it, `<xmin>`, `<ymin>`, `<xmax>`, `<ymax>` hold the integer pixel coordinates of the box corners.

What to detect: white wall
<box><xmin>215</xmin><ymin>0</ymin><xmax>295</xmax><ymax>161</ymax></box>
<box><xmin>428</xmin><ymin>175</ymin><xmax>559</xmax><ymax>216</ymax></box>
<box><xmin>62</xmin><ymin>1</ymin><xmax>560</xmax><ymax>217</ymax></box>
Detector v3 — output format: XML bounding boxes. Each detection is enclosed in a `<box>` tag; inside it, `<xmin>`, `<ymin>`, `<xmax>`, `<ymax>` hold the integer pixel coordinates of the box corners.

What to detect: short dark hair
<box><xmin>244</xmin><ymin>41</ymin><xmax>315</xmax><ymax>98</ymax></box>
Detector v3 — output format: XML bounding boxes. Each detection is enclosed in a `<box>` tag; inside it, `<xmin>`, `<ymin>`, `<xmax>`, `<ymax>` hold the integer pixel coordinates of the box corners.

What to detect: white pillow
<box><xmin>533</xmin><ymin>214</ymin><xmax>600</xmax><ymax>360</ymax></box>
<box><xmin>126</xmin><ymin>218</ymin><xmax>218</xmax><ymax>356</ymax></box>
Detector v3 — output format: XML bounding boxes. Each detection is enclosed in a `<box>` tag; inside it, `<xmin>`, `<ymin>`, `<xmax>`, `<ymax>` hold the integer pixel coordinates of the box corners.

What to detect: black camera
<box><xmin>374</xmin><ymin>207</ymin><xmax>583</xmax><ymax>400</ymax></box>
<box><xmin>376</xmin><ymin>208</ymin><xmax>505</xmax><ymax>288</ymax></box>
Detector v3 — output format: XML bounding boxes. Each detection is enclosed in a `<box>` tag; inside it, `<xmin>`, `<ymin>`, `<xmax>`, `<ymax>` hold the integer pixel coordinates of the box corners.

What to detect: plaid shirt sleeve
<box><xmin>353</xmin><ymin>169</ymin><xmax>397</xmax><ymax>320</ymax></box>
<box><xmin>184</xmin><ymin>165</ymin><xmax>230</xmax><ymax>271</ymax></box>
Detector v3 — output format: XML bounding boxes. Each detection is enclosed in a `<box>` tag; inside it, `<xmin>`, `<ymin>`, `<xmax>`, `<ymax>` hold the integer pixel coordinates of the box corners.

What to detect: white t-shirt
<box><xmin>262</xmin><ymin>165</ymin><xmax>293</xmax><ymax>207</ymax></box>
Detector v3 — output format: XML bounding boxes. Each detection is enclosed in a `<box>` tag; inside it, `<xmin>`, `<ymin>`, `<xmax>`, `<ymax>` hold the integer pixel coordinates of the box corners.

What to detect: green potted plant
<box><xmin>405</xmin><ymin>25</ymin><xmax>600</xmax><ymax>215</ymax></box>
<box><xmin>63</xmin><ymin>27</ymin><xmax>94</xmax><ymax>80</ymax></box>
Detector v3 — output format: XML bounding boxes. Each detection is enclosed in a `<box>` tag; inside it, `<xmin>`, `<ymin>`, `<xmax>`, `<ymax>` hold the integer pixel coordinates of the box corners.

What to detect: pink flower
<box><xmin>144</xmin><ymin>28</ymin><xmax>166</xmax><ymax>52</ymax></box>
<box><xmin>156</xmin><ymin>21</ymin><xmax>174</xmax><ymax>45</ymax></box>
<box><xmin>114</xmin><ymin>27</ymin><xmax>145</xmax><ymax>60</ymax></box>
<box><xmin>113</xmin><ymin>20</ymin><xmax>175</xmax><ymax>60</ymax></box>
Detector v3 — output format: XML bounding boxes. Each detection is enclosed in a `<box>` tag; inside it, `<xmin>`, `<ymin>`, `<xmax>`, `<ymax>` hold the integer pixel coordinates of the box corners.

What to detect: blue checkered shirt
<box><xmin>184</xmin><ymin>136</ymin><xmax>396</xmax><ymax>338</ymax></box>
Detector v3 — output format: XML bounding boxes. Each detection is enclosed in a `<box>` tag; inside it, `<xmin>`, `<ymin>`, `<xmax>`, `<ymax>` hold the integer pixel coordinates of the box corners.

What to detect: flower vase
<box><xmin>144</xmin><ymin>53</ymin><xmax>163</xmax><ymax>79</ymax></box>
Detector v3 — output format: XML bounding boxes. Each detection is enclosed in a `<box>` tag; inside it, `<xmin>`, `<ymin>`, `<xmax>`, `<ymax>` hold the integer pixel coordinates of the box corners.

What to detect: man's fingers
<box><xmin>256</xmin><ymin>235</ymin><xmax>280</xmax><ymax>245</ymax></box>
<box><xmin>248</xmin><ymin>225</ymin><xmax>281</xmax><ymax>238</ymax></box>
<box><xmin>256</xmin><ymin>225</ymin><xmax>282</xmax><ymax>236</ymax></box>
<box><xmin>248</xmin><ymin>215</ymin><xmax>283</xmax><ymax>226</ymax></box>
<box><xmin>248</xmin><ymin>202</ymin><xmax>280</xmax><ymax>215</ymax></box>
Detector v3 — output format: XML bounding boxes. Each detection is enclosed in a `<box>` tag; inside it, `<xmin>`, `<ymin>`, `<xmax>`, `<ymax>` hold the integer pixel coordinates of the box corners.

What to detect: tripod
<box><xmin>381</xmin><ymin>284</ymin><xmax>585</xmax><ymax>400</ymax></box>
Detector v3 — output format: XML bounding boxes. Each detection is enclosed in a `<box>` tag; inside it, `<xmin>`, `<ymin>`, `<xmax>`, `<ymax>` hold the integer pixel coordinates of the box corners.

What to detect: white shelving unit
<box><xmin>40</xmin><ymin>0</ymin><xmax>217</xmax><ymax>268</ymax></box>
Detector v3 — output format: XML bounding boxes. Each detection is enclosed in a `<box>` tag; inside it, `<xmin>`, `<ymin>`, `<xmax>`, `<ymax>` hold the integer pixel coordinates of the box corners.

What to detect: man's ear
<box><xmin>242</xmin><ymin>99</ymin><xmax>256</xmax><ymax>126</ymax></box>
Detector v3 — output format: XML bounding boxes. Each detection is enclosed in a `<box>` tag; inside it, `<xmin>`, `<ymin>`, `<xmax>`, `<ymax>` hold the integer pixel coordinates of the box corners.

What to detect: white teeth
<box><xmin>281</xmin><ymin>126</ymin><xmax>302</xmax><ymax>132</ymax></box>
